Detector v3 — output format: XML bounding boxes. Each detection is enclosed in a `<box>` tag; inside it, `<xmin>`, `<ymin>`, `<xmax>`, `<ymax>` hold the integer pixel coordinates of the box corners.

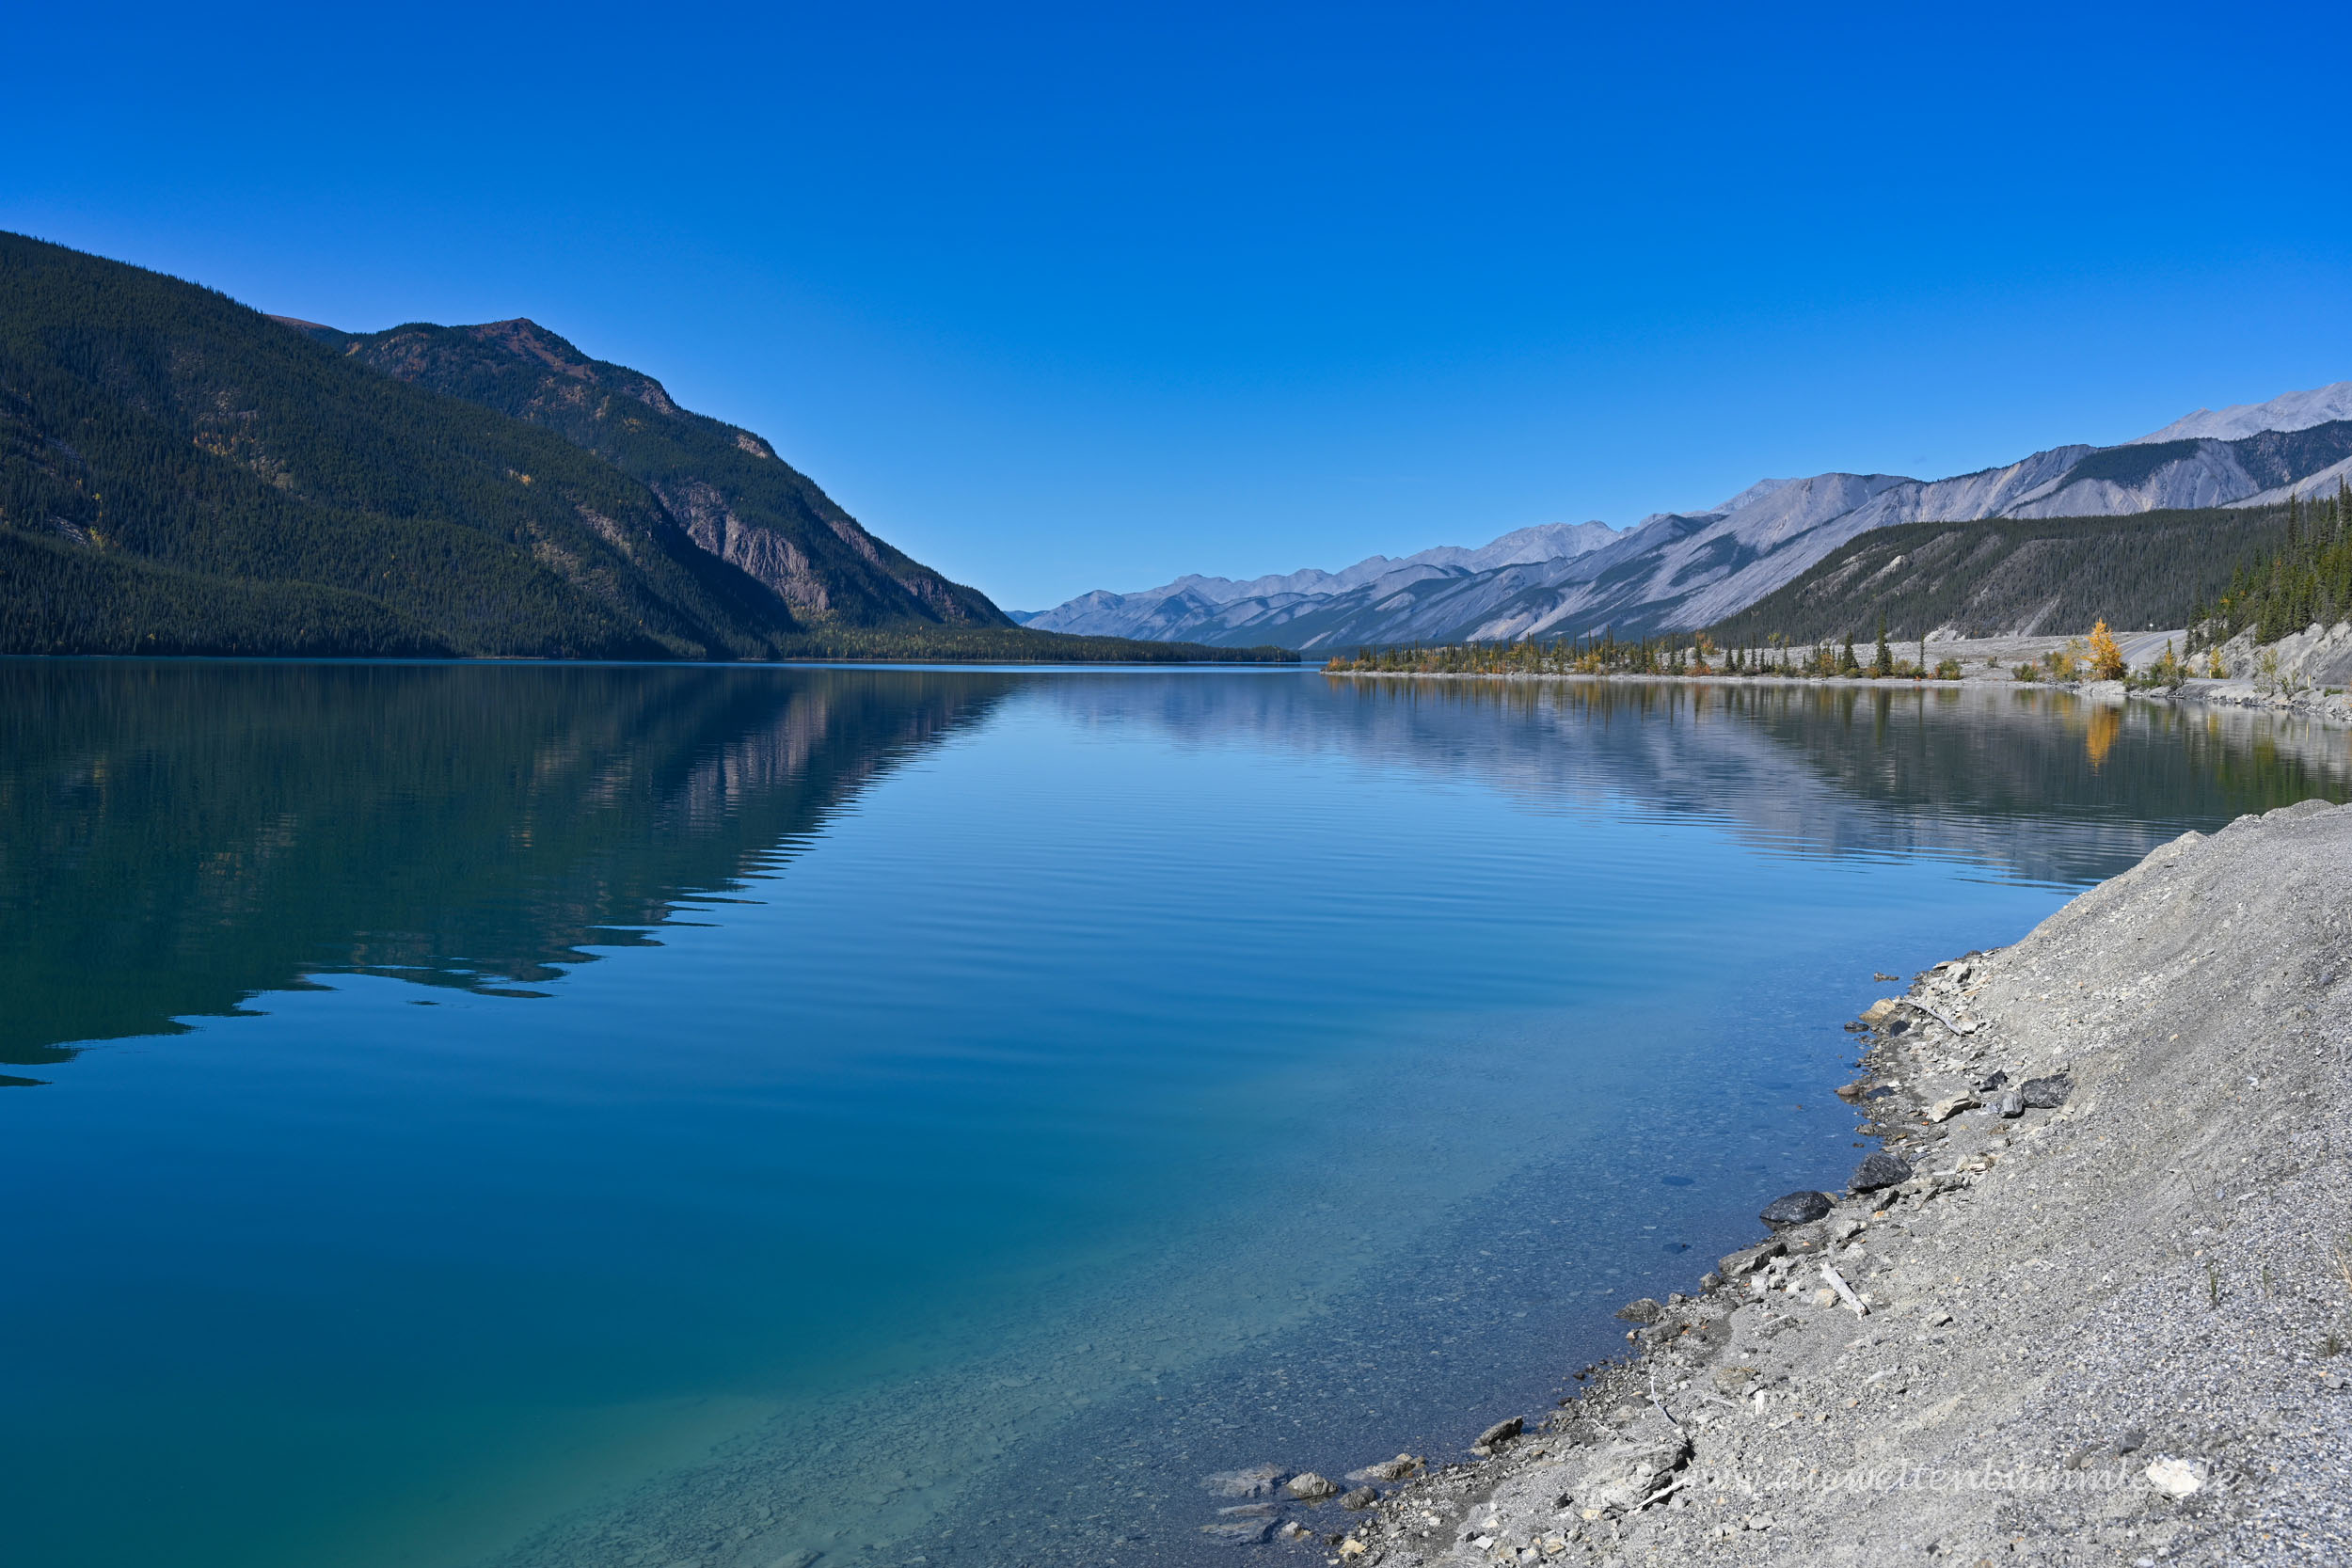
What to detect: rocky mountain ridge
<box><xmin>1025</xmin><ymin>383</ymin><xmax>2352</xmax><ymax>650</ymax></box>
<box><xmin>298</xmin><ymin>316</ymin><xmax>1011</xmax><ymax>631</ymax></box>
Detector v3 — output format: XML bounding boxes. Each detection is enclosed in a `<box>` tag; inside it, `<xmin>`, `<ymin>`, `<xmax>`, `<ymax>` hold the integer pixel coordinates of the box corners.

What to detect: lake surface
<box><xmin>4</xmin><ymin>663</ymin><xmax>2345</xmax><ymax>1568</ymax></box>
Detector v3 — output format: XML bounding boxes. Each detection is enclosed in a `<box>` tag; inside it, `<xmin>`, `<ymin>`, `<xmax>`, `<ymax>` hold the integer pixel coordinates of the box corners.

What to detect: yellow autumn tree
<box><xmin>2087</xmin><ymin>620</ymin><xmax>2126</xmax><ymax>681</ymax></box>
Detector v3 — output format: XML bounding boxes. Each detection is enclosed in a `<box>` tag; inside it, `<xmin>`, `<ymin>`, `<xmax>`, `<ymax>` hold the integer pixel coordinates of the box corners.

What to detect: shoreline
<box><xmin>1323</xmin><ymin>669</ymin><xmax>2352</xmax><ymax>726</ymax></box>
<box><xmin>1216</xmin><ymin>801</ymin><xmax>2352</xmax><ymax>1566</ymax></box>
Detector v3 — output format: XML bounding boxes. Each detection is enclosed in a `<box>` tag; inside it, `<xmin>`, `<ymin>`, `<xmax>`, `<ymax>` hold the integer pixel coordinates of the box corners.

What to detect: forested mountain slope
<box><xmin>307</xmin><ymin>317</ymin><xmax>1009</xmax><ymax>629</ymax></box>
<box><xmin>1705</xmin><ymin>503</ymin><xmax>2297</xmax><ymax>646</ymax></box>
<box><xmin>0</xmin><ymin>233</ymin><xmax>800</xmax><ymax>657</ymax></box>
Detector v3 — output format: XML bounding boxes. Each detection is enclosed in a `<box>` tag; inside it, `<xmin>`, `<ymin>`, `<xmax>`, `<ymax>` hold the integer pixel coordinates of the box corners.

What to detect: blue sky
<box><xmin>10</xmin><ymin>2</ymin><xmax>2351</xmax><ymax>610</ymax></box>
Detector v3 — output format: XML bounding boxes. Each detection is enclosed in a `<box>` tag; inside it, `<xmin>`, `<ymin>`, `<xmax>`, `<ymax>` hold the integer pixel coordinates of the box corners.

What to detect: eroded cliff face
<box><xmin>652</xmin><ymin>478</ymin><xmax>829</xmax><ymax>616</ymax></box>
<box><xmin>335</xmin><ymin>317</ymin><xmax>1011</xmax><ymax>630</ymax></box>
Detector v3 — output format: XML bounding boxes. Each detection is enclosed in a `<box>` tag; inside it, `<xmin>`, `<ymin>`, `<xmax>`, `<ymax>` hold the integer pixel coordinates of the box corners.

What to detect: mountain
<box><xmin>1024</xmin><ymin>385</ymin><xmax>2352</xmax><ymax>650</ymax></box>
<box><xmin>0</xmin><ymin>233</ymin><xmax>1287</xmax><ymax>662</ymax></box>
<box><xmin>1015</xmin><ymin>519</ymin><xmax>1622</xmax><ymax>641</ymax></box>
<box><xmin>303</xmin><ymin>317</ymin><xmax>1009</xmax><ymax>630</ymax></box>
<box><xmin>1707</xmin><ymin>503</ymin><xmax>2303</xmax><ymax>647</ymax></box>
<box><xmin>2129</xmin><ymin>382</ymin><xmax>2352</xmax><ymax>444</ymax></box>
<box><xmin>0</xmin><ymin>232</ymin><xmax>804</xmax><ymax>659</ymax></box>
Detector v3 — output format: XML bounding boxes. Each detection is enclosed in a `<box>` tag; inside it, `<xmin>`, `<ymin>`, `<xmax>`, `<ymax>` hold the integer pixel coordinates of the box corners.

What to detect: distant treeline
<box><xmin>2192</xmin><ymin>483</ymin><xmax>2352</xmax><ymax>649</ymax></box>
<box><xmin>1322</xmin><ymin>627</ymin><xmax>1959</xmax><ymax>679</ymax></box>
<box><xmin>0</xmin><ymin>530</ymin><xmax>1290</xmax><ymax>663</ymax></box>
<box><xmin>761</xmin><ymin>626</ymin><xmax>1297</xmax><ymax>663</ymax></box>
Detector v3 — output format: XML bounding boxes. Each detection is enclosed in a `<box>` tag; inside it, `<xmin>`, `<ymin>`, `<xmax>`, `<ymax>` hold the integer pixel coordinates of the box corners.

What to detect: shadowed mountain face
<box><xmin>0</xmin><ymin>659</ymin><xmax>1010</xmax><ymax>1066</ymax></box>
<box><xmin>0</xmin><ymin>233</ymin><xmax>811</xmax><ymax>659</ymax></box>
<box><xmin>316</xmin><ymin>318</ymin><xmax>1010</xmax><ymax>630</ymax></box>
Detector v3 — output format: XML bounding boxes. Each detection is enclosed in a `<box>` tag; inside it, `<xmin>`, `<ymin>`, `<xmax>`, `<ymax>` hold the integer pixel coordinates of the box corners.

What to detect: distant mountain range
<box><xmin>1020</xmin><ymin>385</ymin><xmax>2352</xmax><ymax>649</ymax></box>
<box><xmin>0</xmin><ymin>232</ymin><xmax>1282</xmax><ymax>662</ymax></box>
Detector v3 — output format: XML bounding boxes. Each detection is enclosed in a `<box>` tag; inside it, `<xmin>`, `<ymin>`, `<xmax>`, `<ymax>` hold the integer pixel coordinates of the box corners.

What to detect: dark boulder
<box><xmin>2019</xmin><ymin>1074</ymin><xmax>2073</xmax><ymax>1109</ymax></box>
<box><xmin>1849</xmin><ymin>1151</ymin><xmax>1913</xmax><ymax>1193</ymax></box>
<box><xmin>1474</xmin><ymin>1418</ymin><xmax>1525</xmax><ymax>1448</ymax></box>
<box><xmin>1758</xmin><ymin>1190</ymin><xmax>1835</xmax><ymax>1227</ymax></box>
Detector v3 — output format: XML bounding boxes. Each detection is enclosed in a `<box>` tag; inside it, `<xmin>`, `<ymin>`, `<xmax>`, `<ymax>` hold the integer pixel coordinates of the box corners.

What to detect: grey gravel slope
<box><xmin>1327</xmin><ymin>800</ymin><xmax>2352</xmax><ymax>1568</ymax></box>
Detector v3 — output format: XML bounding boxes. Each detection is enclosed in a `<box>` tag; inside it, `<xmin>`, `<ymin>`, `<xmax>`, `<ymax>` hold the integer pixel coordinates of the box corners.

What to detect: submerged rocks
<box><xmin>1339</xmin><ymin>1487</ymin><xmax>1378</xmax><ymax>1510</ymax></box>
<box><xmin>1849</xmin><ymin>1151</ymin><xmax>1913</xmax><ymax>1193</ymax></box>
<box><xmin>2019</xmin><ymin>1073</ymin><xmax>2074</xmax><ymax>1108</ymax></box>
<box><xmin>1344</xmin><ymin>1455</ymin><xmax>1421</xmax><ymax>1483</ymax></box>
<box><xmin>1202</xmin><ymin>1464</ymin><xmax>1290</xmax><ymax>1497</ymax></box>
<box><xmin>1759</xmin><ymin>1191</ymin><xmax>1835</xmax><ymax>1227</ymax></box>
<box><xmin>1285</xmin><ymin>1472</ymin><xmax>1341</xmax><ymax>1500</ymax></box>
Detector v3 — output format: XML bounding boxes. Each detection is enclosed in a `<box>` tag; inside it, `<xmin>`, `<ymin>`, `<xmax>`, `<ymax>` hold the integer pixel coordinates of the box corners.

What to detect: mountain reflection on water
<box><xmin>1107</xmin><ymin>674</ymin><xmax>2349</xmax><ymax>885</ymax></box>
<box><xmin>0</xmin><ymin>659</ymin><xmax>1013</xmax><ymax>1066</ymax></box>
<box><xmin>8</xmin><ymin>665</ymin><xmax>2339</xmax><ymax>1073</ymax></box>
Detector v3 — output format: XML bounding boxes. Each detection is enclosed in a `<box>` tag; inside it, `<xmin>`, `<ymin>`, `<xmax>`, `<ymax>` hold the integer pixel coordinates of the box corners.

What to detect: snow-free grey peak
<box><xmin>1029</xmin><ymin>520</ymin><xmax>1623</xmax><ymax>620</ymax></box>
<box><xmin>2127</xmin><ymin>380</ymin><xmax>2352</xmax><ymax>445</ymax></box>
<box><xmin>1024</xmin><ymin>383</ymin><xmax>2352</xmax><ymax>650</ymax></box>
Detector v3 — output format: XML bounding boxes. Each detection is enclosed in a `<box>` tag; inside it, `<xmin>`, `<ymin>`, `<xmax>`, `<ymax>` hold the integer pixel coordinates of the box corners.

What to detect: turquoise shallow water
<box><xmin>2</xmin><ymin>663</ymin><xmax>2344</xmax><ymax>1568</ymax></box>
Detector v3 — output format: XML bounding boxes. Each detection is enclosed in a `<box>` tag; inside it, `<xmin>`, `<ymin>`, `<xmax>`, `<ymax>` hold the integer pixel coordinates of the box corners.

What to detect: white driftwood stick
<box><xmin>1821</xmin><ymin>1264</ymin><xmax>1868</xmax><ymax>1317</ymax></box>
<box><xmin>1903</xmin><ymin>998</ymin><xmax>1974</xmax><ymax>1035</ymax></box>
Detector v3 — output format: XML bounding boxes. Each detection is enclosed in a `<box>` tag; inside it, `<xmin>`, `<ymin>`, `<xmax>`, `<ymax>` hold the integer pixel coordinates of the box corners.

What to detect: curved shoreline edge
<box><xmin>1289</xmin><ymin>800</ymin><xmax>2352</xmax><ymax>1567</ymax></box>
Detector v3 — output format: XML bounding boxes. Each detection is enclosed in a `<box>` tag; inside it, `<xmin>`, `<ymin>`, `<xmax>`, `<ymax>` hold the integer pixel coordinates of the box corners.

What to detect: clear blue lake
<box><xmin>3</xmin><ymin>661</ymin><xmax>2344</xmax><ymax>1568</ymax></box>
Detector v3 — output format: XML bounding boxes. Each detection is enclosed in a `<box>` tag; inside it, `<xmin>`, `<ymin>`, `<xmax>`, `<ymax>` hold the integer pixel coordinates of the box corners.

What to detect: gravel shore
<box><xmin>1253</xmin><ymin>800</ymin><xmax>2352</xmax><ymax>1567</ymax></box>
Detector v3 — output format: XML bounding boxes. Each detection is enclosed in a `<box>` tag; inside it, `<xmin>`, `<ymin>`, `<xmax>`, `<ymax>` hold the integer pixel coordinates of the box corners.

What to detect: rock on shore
<box><xmin>1321</xmin><ymin>800</ymin><xmax>2352</xmax><ymax>1568</ymax></box>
